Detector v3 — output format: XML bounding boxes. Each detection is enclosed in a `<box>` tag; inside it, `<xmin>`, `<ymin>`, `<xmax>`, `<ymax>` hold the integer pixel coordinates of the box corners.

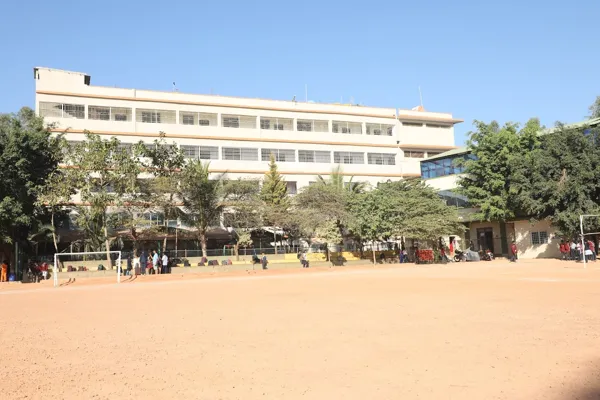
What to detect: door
<box><xmin>477</xmin><ymin>228</ymin><xmax>494</xmax><ymax>254</ymax></box>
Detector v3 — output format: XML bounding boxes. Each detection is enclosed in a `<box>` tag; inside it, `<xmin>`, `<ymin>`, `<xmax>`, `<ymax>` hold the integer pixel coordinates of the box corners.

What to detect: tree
<box><xmin>317</xmin><ymin>165</ymin><xmax>367</xmax><ymax>194</ymax></box>
<box><xmin>348</xmin><ymin>180</ymin><xmax>462</xmax><ymax>264</ymax></box>
<box><xmin>36</xmin><ymin>167</ymin><xmax>76</xmax><ymax>253</ymax></box>
<box><xmin>293</xmin><ymin>182</ymin><xmax>350</xmax><ymax>259</ymax></box>
<box><xmin>0</xmin><ymin>107</ymin><xmax>63</xmax><ymax>254</ymax></box>
<box><xmin>141</xmin><ymin>134</ymin><xmax>186</xmax><ymax>253</ymax></box>
<box><xmin>458</xmin><ymin>119</ymin><xmax>541</xmax><ymax>221</ymax></box>
<box><xmin>260</xmin><ymin>154</ymin><xmax>288</xmax><ymax>207</ymax></box>
<box><xmin>179</xmin><ymin>160</ymin><xmax>226</xmax><ymax>258</ymax></box>
<box><xmin>67</xmin><ymin>133</ymin><xmax>141</xmax><ymax>267</ymax></box>
<box><xmin>222</xmin><ymin>178</ymin><xmax>262</xmax><ymax>259</ymax></box>
<box><xmin>260</xmin><ymin>154</ymin><xmax>289</xmax><ymax>253</ymax></box>
<box><xmin>519</xmin><ymin>124</ymin><xmax>600</xmax><ymax>236</ymax></box>
<box><xmin>589</xmin><ymin>96</ymin><xmax>600</xmax><ymax>119</ymax></box>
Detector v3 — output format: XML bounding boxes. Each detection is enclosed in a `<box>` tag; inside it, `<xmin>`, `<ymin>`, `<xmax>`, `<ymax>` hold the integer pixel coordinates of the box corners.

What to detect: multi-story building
<box><xmin>34</xmin><ymin>67</ymin><xmax>462</xmax><ymax>192</ymax></box>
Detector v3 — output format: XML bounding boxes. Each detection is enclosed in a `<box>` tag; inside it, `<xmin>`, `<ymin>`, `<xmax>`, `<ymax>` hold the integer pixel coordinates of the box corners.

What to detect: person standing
<box><xmin>510</xmin><ymin>241</ymin><xmax>518</xmax><ymax>263</ymax></box>
<box><xmin>152</xmin><ymin>250</ymin><xmax>159</xmax><ymax>274</ymax></box>
<box><xmin>126</xmin><ymin>254</ymin><xmax>132</xmax><ymax>276</ymax></box>
<box><xmin>261</xmin><ymin>253</ymin><xmax>268</xmax><ymax>270</ymax></box>
<box><xmin>161</xmin><ymin>252</ymin><xmax>169</xmax><ymax>274</ymax></box>
<box><xmin>1</xmin><ymin>260</ymin><xmax>8</xmax><ymax>282</ymax></box>
<box><xmin>588</xmin><ymin>239</ymin><xmax>596</xmax><ymax>262</ymax></box>
<box><xmin>133</xmin><ymin>252</ymin><xmax>141</xmax><ymax>276</ymax></box>
<box><xmin>140</xmin><ymin>250</ymin><xmax>147</xmax><ymax>275</ymax></box>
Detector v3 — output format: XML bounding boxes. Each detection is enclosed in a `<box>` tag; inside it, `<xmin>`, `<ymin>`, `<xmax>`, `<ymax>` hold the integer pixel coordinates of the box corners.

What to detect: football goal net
<box><xmin>579</xmin><ymin>214</ymin><xmax>600</xmax><ymax>268</ymax></box>
<box><xmin>53</xmin><ymin>251</ymin><xmax>122</xmax><ymax>287</ymax></box>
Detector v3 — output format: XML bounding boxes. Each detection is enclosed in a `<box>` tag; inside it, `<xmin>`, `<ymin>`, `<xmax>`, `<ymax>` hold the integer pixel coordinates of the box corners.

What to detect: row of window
<box><xmin>68</xmin><ymin>140</ymin><xmax>398</xmax><ymax>165</ymax></box>
<box><xmin>39</xmin><ymin>102</ymin><xmax>451</xmax><ymax>134</ymax></box>
<box><xmin>420</xmin><ymin>154</ymin><xmax>476</xmax><ymax>179</ymax></box>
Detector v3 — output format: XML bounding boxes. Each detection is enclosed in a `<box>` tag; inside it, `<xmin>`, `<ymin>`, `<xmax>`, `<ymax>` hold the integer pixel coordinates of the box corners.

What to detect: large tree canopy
<box><xmin>0</xmin><ymin>107</ymin><xmax>63</xmax><ymax>245</ymax></box>
<box><xmin>458</xmin><ymin>118</ymin><xmax>541</xmax><ymax>221</ymax></box>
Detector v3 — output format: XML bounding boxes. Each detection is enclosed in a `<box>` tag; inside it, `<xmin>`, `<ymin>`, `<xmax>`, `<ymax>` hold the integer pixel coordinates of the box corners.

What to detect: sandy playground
<box><xmin>1</xmin><ymin>260</ymin><xmax>600</xmax><ymax>400</ymax></box>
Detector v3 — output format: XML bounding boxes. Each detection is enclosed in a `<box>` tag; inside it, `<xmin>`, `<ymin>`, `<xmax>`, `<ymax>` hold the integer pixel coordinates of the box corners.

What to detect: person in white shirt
<box><xmin>133</xmin><ymin>253</ymin><xmax>140</xmax><ymax>276</ymax></box>
<box><xmin>152</xmin><ymin>250</ymin><xmax>159</xmax><ymax>274</ymax></box>
<box><xmin>161</xmin><ymin>252</ymin><xmax>169</xmax><ymax>274</ymax></box>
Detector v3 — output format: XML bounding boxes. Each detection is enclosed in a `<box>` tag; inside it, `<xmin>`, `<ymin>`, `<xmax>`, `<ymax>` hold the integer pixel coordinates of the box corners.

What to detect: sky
<box><xmin>0</xmin><ymin>0</ymin><xmax>598</xmax><ymax>145</ymax></box>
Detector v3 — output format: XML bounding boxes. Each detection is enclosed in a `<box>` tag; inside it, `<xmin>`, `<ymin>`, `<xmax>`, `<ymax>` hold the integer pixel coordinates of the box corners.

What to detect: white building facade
<box><xmin>34</xmin><ymin>67</ymin><xmax>461</xmax><ymax>192</ymax></box>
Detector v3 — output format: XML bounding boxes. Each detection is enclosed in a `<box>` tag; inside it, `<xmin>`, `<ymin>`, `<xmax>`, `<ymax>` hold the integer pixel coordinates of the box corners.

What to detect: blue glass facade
<box><xmin>420</xmin><ymin>153</ymin><xmax>475</xmax><ymax>179</ymax></box>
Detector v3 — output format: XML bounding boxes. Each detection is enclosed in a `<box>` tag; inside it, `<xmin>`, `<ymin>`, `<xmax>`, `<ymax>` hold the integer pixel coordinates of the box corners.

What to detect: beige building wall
<box><xmin>514</xmin><ymin>219</ymin><xmax>560</xmax><ymax>259</ymax></box>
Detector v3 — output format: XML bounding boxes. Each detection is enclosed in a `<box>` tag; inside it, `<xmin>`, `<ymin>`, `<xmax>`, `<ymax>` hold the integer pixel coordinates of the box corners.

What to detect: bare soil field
<box><xmin>2</xmin><ymin>260</ymin><xmax>600</xmax><ymax>399</ymax></box>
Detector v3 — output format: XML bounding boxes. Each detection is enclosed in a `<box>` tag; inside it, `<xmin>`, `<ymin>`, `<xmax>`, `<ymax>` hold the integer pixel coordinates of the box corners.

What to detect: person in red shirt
<box><xmin>510</xmin><ymin>241</ymin><xmax>518</xmax><ymax>263</ymax></box>
<box><xmin>587</xmin><ymin>240</ymin><xmax>596</xmax><ymax>262</ymax></box>
<box><xmin>40</xmin><ymin>263</ymin><xmax>49</xmax><ymax>280</ymax></box>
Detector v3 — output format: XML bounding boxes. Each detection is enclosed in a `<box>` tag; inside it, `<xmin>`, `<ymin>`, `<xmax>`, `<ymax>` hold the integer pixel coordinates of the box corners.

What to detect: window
<box><xmin>182</xmin><ymin>145</ymin><xmax>219</xmax><ymax>160</ymax></box>
<box><xmin>116</xmin><ymin>143</ymin><xmax>133</xmax><ymax>154</ymax></box>
<box><xmin>420</xmin><ymin>154</ymin><xmax>472</xmax><ymax>179</ymax></box>
<box><xmin>298</xmin><ymin>150</ymin><xmax>331</xmax><ymax>163</ymax></box>
<box><xmin>426</xmin><ymin>123</ymin><xmax>451</xmax><ymax>129</ymax></box>
<box><xmin>39</xmin><ymin>102</ymin><xmax>85</xmax><ymax>119</ymax></box>
<box><xmin>404</xmin><ymin>151</ymin><xmax>425</xmax><ymax>158</ymax></box>
<box><xmin>332</xmin><ymin>121</ymin><xmax>362</xmax><ymax>134</ymax></box>
<box><xmin>222</xmin><ymin>147</ymin><xmax>259</xmax><ymax>161</ymax></box>
<box><xmin>198</xmin><ymin>146</ymin><xmax>218</xmax><ymax>160</ymax></box>
<box><xmin>297</xmin><ymin>119</ymin><xmax>329</xmax><ymax>132</ymax></box>
<box><xmin>286</xmin><ymin>181</ymin><xmax>297</xmax><ymax>195</ymax></box>
<box><xmin>142</xmin><ymin>111</ymin><xmax>160</xmax><ymax>123</ymax></box>
<box><xmin>261</xmin><ymin>149</ymin><xmax>295</xmax><ymax>162</ymax></box>
<box><xmin>89</xmin><ymin>106</ymin><xmax>109</xmax><ymax>120</ymax></box>
<box><xmin>181</xmin><ymin>145</ymin><xmax>199</xmax><ymax>159</ymax></box>
<box><xmin>222</xmin><ymin>114</ymin><xmax>256</xmax><ymax>129</ymax></box>
<box><xmin>260</xmin><ymin>117</ymin><xmax>293</xmax><ymax>131</ymax></box>
<box><xmin>366</xmin><ymin>123</ymin><xmax>394</xmax><ymax>136</ymax></box>
<box><xmin>427</xmin><ymin>152</ymin><xmax>442</xmax><ymax>158</ymax></box>
<box><xmin>333</xmin><ymin>151</ymin><xmax>364</xmax><ymax>164</ymax></box>
<box><xmin>179</xmin><ymin>112</ymin><xmax>217</xmax><ymax>126</ymax></box>
<box><xmin>367</xmin><ymin>153</ymin><xmax>396</xmax><ymax>165</ymax></box>
<box><xmin>531</xmin><ymin>231</ymin><xmax>549</xmax><ymax>245</ymax></box>
<box><xmin>402</xmin><ymin>121</ymin><xmax>423</xmax><ymax>127</ymax></box>
<box><xmin>181</xmin><ymin>113</ymin><xmax>195</xmax><ymax>125</ymax></box>
<box><xmin>137</xmin><ymin>109</ymin><xmax>176</xmax><ymax>124</ymax></box>
<box><xmin>89</xmin><ymin>106</ymin><xmax>132</xmax><ymax>122</ymax></box>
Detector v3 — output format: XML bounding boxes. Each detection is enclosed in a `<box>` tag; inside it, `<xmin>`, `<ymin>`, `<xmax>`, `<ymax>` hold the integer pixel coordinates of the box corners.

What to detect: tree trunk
<box><xmin>372</xmin><ymin>247</ymin><xmax>376</xmax><ymax>265</ymax></box>
<box><xmin>274</xmin><ymin>231</ymin><xmax>278</xmax><ymax>255</ymax></box>
<box><xmin>51</xmin><ymin>212</ymin><xmax>59</xmax><ymax>253</ymax></box>
<box><xmin>163</xmin><ymin>235</ymin><xmax>167</xmax><ymax>256</ymax></box>
<box><xmin>235</xmin><ymin>243</ymin><xmax>240</xmax><ymax>261</ymax></box>
<box><xmin>104</xmin><ymin>225</ymin><xmax>112</xmax><ymax>269</ymax></box>
<box><xmin>200</xmin><ymin>232</ymin><xmax>207</xmax><ymax>259</ymax></box>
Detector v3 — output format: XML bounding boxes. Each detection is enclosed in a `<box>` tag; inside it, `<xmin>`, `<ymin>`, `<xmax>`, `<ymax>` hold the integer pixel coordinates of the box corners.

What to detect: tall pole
<box><xmin>580</xmin><ymin>215</ymin><xmax>587</xmax><ymax>268</ymax></box>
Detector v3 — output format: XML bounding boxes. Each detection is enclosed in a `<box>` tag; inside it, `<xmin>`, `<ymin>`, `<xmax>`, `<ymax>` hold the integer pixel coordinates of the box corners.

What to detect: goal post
<box><xmin>53</xmin><ymin>251</ymin><xmax>122</xmax><ymax>287</ymax></box>
<box><xmin>579</xmin><ymin>214</ymin><xmax>600</xmax><ymax>268</ymax></box>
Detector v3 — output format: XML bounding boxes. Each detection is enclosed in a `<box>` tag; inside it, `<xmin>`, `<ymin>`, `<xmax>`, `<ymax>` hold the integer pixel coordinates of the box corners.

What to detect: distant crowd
<box><xmin>559</xmin><ymin>239</ymin><xmax>596</xmax><ymax>262</ymax></box>
<box><xmin>127</xmin><ymin>250</ymin><xmax>170</xmax><ymax>276</ymax></box>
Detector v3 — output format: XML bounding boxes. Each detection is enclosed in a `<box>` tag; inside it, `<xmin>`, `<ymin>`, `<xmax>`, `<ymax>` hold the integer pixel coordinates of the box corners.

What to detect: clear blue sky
<box><xmin>1</xmin><ymin>0</ymin><xmax>598</xmax><ymax>145</ymax></box>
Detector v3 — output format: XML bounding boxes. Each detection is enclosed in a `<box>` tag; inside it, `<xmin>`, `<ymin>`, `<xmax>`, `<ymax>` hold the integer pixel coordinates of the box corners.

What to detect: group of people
<box><xmin>125</xmin><ymin>249</ymin><xmax>170</xmax><ymax>276</ymax></box>
<box><xmin>559</xmin><ymin>239</ymin><xmax>596</xmax><ymax>262</ymax></box>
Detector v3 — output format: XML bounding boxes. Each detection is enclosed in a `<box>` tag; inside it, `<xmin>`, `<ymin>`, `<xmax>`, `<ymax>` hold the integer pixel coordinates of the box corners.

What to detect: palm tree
<box><xmin>316</xmin><ymin>165</ymin><xmax>366</xmax><ymax>193</ymax></box>
<box><xmin>179</xmin><ymin>160</ymin><xmax>227</xmax><ymax>258</ymax></box>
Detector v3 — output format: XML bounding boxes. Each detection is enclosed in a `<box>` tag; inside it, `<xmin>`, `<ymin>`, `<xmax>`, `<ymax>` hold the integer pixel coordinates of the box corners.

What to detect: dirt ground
<box><xmin>2</xmin><ymin>260</ymin><xmax>600</xmax><ymax>400</ymax></box>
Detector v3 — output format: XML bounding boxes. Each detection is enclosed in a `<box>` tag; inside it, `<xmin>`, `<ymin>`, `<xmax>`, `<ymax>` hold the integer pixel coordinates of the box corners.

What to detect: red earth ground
<box><xmin>1</xmin><ymin>260</ymin><xmax>600</xmax><ymax>399</ymax></box>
